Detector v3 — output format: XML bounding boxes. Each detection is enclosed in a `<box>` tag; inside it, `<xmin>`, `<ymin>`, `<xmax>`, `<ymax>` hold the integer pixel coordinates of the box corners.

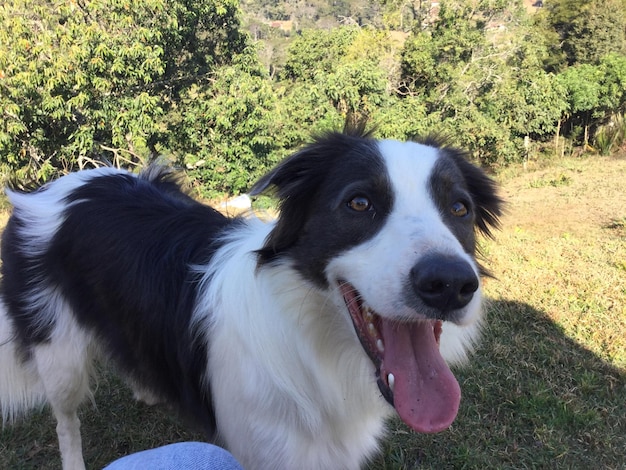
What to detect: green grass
<box><xmin>528</xmin><ymin>173</ymin><xmax>572</xmax><ymax>188</ymax></box>
<box><xmin>2</xmin><ymin>152</ymin><xmax>625</xmax><ymax>469</ymax></box>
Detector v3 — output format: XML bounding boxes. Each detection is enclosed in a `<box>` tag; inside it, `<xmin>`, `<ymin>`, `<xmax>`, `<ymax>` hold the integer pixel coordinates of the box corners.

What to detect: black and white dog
<box><xmin>0</xmin><ymin>129</ymin><xmax>501</xmax><ymax>470</ymax></box>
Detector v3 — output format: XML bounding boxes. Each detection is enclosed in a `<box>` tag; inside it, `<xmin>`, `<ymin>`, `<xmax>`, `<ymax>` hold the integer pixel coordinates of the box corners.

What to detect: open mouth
<box><xmin>339</xmin><ymin>280</ymin><xmax>461</xmax><ymax>434</ymax></box>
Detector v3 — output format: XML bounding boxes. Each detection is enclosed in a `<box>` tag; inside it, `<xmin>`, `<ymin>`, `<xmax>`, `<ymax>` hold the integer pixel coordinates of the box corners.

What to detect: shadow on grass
<box><xmin>370</xmin><ymin>299</ymin><xmax>626</xmax><ymax>469</ymax></box>
<box><xmin>1</xmin><ymin>299</ymin><xmax>624</xmax><ymax>469</ymax></box>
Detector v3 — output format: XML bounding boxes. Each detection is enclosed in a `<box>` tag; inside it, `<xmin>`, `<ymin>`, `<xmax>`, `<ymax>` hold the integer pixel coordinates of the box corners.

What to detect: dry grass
<box><xmin>1</xmin><ymin>152</ymin><xmax>625</xmax><ymax>469</ymax></box>
<box><xmin>488</xmin><ymin>154</ymin><xmax>626</xmax><ymax>367</ymax></box>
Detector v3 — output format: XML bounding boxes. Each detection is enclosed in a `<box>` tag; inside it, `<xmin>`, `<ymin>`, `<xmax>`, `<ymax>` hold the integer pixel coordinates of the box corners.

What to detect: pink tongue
<box><xmin>380</xmin><ymin>320</ymin><xmax>461</xmax><ymax>433</ymax></box>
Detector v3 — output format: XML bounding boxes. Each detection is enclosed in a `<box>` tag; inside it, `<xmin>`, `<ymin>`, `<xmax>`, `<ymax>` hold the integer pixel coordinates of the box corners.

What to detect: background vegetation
<box><xmin>1</xmin><ymin>0</ymin><xmax>625</xmax><ymax>197</ymax></box>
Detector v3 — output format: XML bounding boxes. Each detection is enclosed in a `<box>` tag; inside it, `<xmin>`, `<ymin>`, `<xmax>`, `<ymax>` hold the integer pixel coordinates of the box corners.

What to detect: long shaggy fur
<box><xmin>0</xmin><ymin>130</ymin><xmax>501</xmax><ymax>470</ymax></box>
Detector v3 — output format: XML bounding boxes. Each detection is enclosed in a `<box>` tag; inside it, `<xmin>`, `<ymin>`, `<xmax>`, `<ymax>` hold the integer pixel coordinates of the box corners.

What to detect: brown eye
<box><xmin>451</xmin><ymin>201</ymin><xmax>468</xmax><ymax>217</ymax></box>
<box><xmin>348</xmin><ymin>196</ymin><xmax>372</xmax><ymax>212</ymax></box>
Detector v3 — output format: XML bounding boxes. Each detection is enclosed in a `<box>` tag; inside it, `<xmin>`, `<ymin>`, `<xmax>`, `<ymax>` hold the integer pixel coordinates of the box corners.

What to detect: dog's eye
<box><xmin>348</xmin><ymin>196</ymin><xmax>372</xmax><ymax>212</ymax></box>
<box><xmin>451</xmin><ymin>201</ymin><xmax>469</xmax><ymax>217</ymax></box>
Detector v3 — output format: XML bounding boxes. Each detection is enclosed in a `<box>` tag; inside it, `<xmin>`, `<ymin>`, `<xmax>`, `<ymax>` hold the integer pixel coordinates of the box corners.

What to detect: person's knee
<box><xmin>172</xmin><ymin>442</ymin><xmax>242</xmax><ymax>468</ymax></box>
<box><xmin>104</xmin><ymin>442</ymin><xmax>243</xmax><ymax>470</ymax></box>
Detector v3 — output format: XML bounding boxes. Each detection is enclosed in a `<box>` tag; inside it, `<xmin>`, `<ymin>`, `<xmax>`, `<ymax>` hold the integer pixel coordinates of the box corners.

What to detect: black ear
<box><xmin>250</xmin><ymin>123</ymin><xmax>375</xmax><ymax>198</ymax></box>
<box><xmin>248</xmin><ymin>147</ymin><xmax>329</xmax><ymax>199</ymax></box>
<box><xmin>248</xmin><ymin>169</ymin><xmax>275</xmax><ymax>197</ymax></box>
<box><xmin>251</xmin><ymin>130</ymin><xmax>377</xmax><ymax>265</ymax></box>
<box><xmin>251</xmin><ymin>137</ymin><xmax>343</xmax><ymax>265</ymax></box>
<box><xmin>445</xmin><ymin>149</ymin><xmax>504</xmax><ymax>239</ymax></box>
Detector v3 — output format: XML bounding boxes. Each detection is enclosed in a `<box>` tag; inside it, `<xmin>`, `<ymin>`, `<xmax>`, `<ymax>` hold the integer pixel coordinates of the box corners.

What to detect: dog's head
<box><xmin>250</xmin><ymin>129</ymin><xmax>502</xmax><ymax>434</ymax></box>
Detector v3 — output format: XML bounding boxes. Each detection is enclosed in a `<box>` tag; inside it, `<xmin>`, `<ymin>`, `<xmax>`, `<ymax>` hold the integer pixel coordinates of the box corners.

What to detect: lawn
<box><xmin>1</xmin><ymin>152</ymin><xmax>625</xmax><ymax>469</ymax></box>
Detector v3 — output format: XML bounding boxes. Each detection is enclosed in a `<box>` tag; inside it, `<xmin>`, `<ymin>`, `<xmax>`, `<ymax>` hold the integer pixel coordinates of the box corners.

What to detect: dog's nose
<box><xmin>411</xmin><ymin>255</ymin><xmax>479</xmax><ymax>313</ymax></box>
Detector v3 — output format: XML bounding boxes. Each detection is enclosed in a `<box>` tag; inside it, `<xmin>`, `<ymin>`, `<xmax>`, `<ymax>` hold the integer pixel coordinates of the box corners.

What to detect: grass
<box><xmin>2</xmin><ymin>152</ymin><xmax>625</xmax><ymax>469</ymax></box>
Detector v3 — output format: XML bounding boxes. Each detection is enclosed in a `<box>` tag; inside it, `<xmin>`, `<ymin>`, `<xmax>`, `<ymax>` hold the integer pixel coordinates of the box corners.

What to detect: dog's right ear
<box><xmin>248</xmin><ymin>171</ymin><xmax>273</xmax><ymax>197</ymax></box>
<box><xmin>250</xmin><ymin>126</ymin><xmax>374</xmax><ymax>198</ymax></box>
<box><xmin>250</xmin><ymin>144</ymin><xmax>336</xmax><ymax>265</ymax></box>
<box><xmin>248</xmin><ymin>151</ymin><xmax>319</xmax><ymax>199</ymax></box>
<box><xmin>251</xmin><ymin>131</ymin><xmax>378</xmax><ymax>265</ymax></box>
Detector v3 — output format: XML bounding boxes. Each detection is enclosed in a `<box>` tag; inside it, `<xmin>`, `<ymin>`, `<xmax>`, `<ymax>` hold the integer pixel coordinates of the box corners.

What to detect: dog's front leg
<box><xmin>54</xmin><ymin>408</ymin><xmax>86</xmax><ymax>470</ymax></box>
<box><xmin>33</xmin><ymin>328</ymin><xmax>92</xmax><ymax>470</ymax></box>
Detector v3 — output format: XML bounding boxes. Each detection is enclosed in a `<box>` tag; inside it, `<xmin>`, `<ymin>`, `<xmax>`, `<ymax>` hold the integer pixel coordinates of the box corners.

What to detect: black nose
<box><xmin>411</xmin><ymin>255</ymin><xmax>479</xmax><ymax>313</ymax></box>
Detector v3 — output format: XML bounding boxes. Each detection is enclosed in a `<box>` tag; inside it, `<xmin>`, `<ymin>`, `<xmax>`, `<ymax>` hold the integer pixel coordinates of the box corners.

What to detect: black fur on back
<box><xmin>0</xmin><ymin>165</ymin><xmax>237</xmax><ymax>435</ymax></box>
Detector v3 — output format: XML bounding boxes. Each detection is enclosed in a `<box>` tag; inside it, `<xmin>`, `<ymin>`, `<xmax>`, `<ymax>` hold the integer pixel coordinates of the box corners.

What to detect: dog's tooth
<box><xmin>376</xmin><ymin>338</ymin><xmax>384</xmax><ymax>353</ymax></box>
<box><xmin>364</xmin><ymin>308</ymin><xmax>374</xmax><ymax>322</ymax></box>
<box><xmin>368</xmin><ymin>322</ymin><xmax>377</xmax><ymax>337</ymax></box>
<box><xmin>387</xmin><ymin>373</ymin><xmax>395</xmax><ymax>392</ymax></box>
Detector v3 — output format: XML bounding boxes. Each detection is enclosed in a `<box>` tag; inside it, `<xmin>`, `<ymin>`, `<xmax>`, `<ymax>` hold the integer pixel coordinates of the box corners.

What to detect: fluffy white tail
<box><xmin>0</xmin><ymin>301</ymin><xmax>46</xmax><ymax>424</ymax></box>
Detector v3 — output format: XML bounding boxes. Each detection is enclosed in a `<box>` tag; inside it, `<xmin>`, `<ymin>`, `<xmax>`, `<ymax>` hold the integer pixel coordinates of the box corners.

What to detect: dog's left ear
<box><xmin>248</xmin><ymin>170</ymin><xmax>274</xmax><ymax>197</ymax></box>
<box><xmin>449</xmin><ymin>152</ymin><xmax>504</xmax><ymax>239</ymax></box>
<box><xmin>251</xmin><ymin>130</ymin><xmax>378</xmax><ymax>264</ymax></box>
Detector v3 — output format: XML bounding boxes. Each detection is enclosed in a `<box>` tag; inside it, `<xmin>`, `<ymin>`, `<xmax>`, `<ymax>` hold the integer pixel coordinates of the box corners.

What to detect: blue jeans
<box><xmin>103</xmin><ymin>442</ymin><xmax>244</xmax><ymax>470</ymax></box>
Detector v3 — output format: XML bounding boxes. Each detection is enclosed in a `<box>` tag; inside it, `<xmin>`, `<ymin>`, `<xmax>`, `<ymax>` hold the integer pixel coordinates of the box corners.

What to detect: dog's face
<box><xmin>251</xmin><ymin>132</ymin><xmax>501</xmax><ymax>434</ymax></box>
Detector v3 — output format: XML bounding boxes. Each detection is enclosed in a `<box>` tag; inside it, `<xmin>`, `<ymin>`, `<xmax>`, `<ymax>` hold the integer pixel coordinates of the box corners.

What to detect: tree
<box><xmin>281</xmin><ymin>27</ymin><xmax>359</xmax><ymax>82</ymax></box>
<box><xmin>540</xmin><ymin>0</ymin><xmax>626</xmax><ymax>66</ymax></box>
<box><xmin>557</xmin><ymin>54</ymin><xmax>626</xmax><ymax>146</ymax></box>
<box><xmin>399</xmin><ymin>0</ymin><xmax>557</xmax><ymax>165</ymax></box>
<box><xmin>169</xmin><ymin>63</ymin><xmax>282</xmax><ymax>198</ymax></box>
<box><xmin>380</xmin><ymin>0</ymin><xmax>432</xmax><ymax>31</ymax></box>
<box><xmin>401</xmin><ymin>2</ymin><xmax>486</xmax><ymax>96</ymax></box>
<box><xmin>279</xmin><ymin>26</ymin><xmax>394</xmax><ymax>136</ymax></box>
<box><xmin>370</xmin><ymin>95</ymin><xmax>430</xmax><ymax>141</ymax></box>
<box><xmin>597</xmin><ymin>53</ymin><xmax>626</xmax><ymax>116</ymax></box>
<box><xmin>0</xmin><ymin>0</ymin><xmax>249</xmax><ymax>185</ymax></box>
<box><xmin>565</xmin><ymin>0</ymin><xmax>626</xmax><ymax>66</ymax></box>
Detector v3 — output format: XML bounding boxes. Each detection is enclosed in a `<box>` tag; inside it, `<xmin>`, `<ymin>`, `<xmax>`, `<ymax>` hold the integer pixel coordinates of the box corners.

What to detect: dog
<box><xmin>0</xmin><ymin>128</ymin><xmax>501</xmax><ymax>470</ymax></box>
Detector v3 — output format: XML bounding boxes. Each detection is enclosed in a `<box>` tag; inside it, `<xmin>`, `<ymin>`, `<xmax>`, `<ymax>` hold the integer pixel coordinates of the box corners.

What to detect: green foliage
<box><xmin>557</xmin><ymin>64</ymin><xmax>604</xmax><ymax>115</ymax></box>
<box><xmin>281</xmin><ymin>27</ymin><xmax>360</xmax><ymax>82</ymax></box>
<box><xmin>276</xmin><ymin>81</ymin><xmax>344</xmax><ymax>143</ymax></box>
<box><xmin>401</xmin><ymin>2</ymin><xmax>487</xmax><ymax>93</ymax></box>
<box><xmin>370</xmin><ymin>96</ymin><xmax>430</xmax><ymax>141</ymax></box>
<box><xmin>322</xmin><ymin>60</ymin><xmax>388</xmax><ymax>115</ymax></box>
<box><xmin>0</xmin><ymin>0</ymin><xmax>249</xmax><ymax>186</ymax></box>
<box><xmin>595</xmin><ymin>113</ymin><xmax>626</xmax><ymax>155</ymax></box>
<box><xmin>495</xmin><ymin>71</ymin><xmax>567</xmax><ymax>138</ymax></box>
<box><xmin>399</xmin><ymin>0</ymin><xmax>567</xmax><ymax>165</ymax></box>
<box><xmin>2</xmin><ymin>0</ymin><xmax>626</xmax><ymax>194</ymax></box>
<box><xmin>556</xmin><ymin>54</ymin><xmax>626</xmax><ymax>144</ymax></box>
<box><xmin>380</xmin><ymin>0</ymin><xmax>430</xmax><ymax>31</ymax></box>
<box><xmin>0</xmin><ymin>0</ymin><xmax>161</xmax><ymax>181</ymax></box>
<box><xmin>543</xmin><ymin>0</ymin><xmax>626</xmax><ymax>66</ymax></box>
<box><xmin>169</xmin><ymin>64</ymin><xmax>282</xmax><ymax>198</ymax></box>
<box><xmin>598</xmin><ymin>53</ymin><xmax>626</xmax><ymax>114</ymax></box>
<box><xmin>566</xmin><ymin>0</ymin><xmax>626</xmax><ymax>66</ymax></box>
<box><xmin>279</xmin><ymin>26</ymin><xmax>395</xmax><ymax>139</ymax></box>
